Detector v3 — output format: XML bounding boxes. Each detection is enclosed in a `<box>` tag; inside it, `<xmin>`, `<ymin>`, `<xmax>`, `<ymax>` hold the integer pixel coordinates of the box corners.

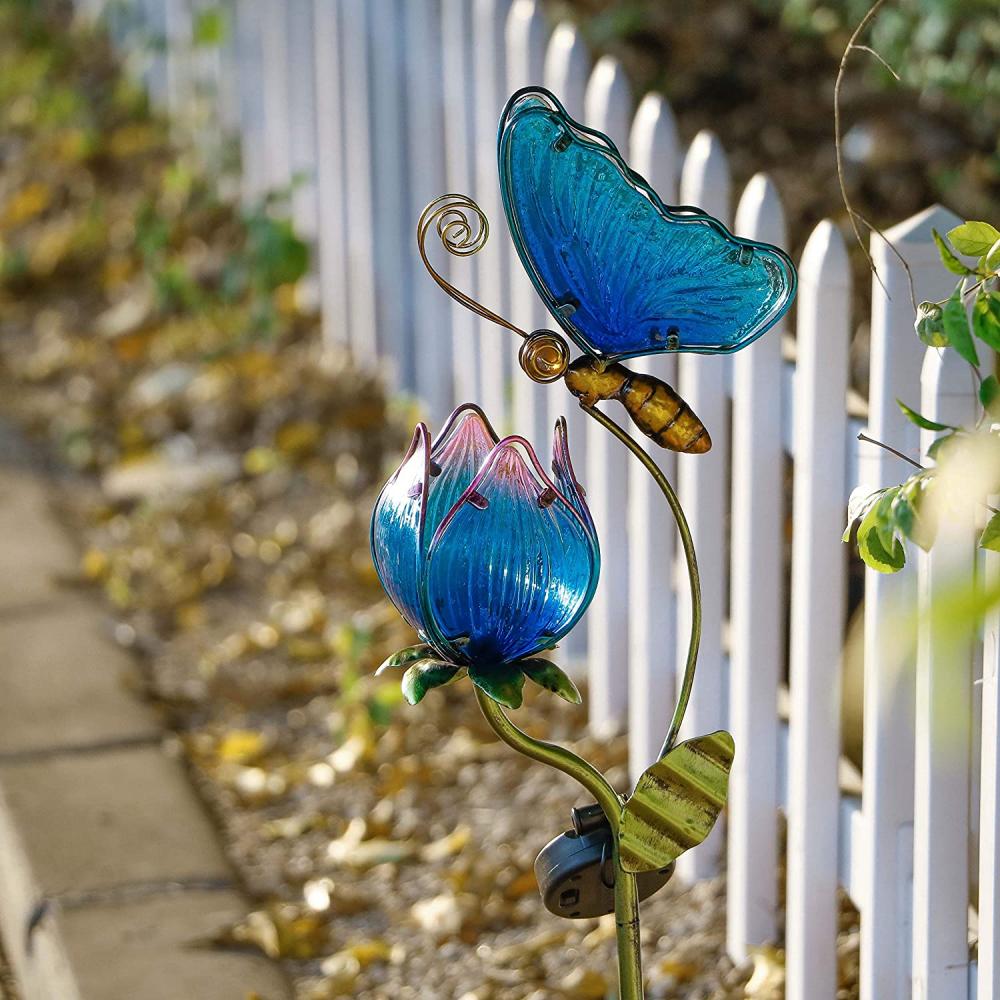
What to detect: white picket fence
<box><xmin>81</xmin><ymin>2</ymin><xmax>997</xmax><ymax>998</ymax></box>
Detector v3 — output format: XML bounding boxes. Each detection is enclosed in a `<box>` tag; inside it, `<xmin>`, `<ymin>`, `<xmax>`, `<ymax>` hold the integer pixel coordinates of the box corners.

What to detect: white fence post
<box><xmin>506</xmin><ymin>0</ymin><xmax>551</xmax><ymax>445</ymax></box>
<box><xmin>368</xmin><ymin>0</ymin><xmax>411</xmax><ymax>390</ymax></box>
<box><xmin>543</xmin><ymin>21</ymin><xmax>590</xmax><ymax>668</ymax></box>
<box><xmin>912</xmin><ymin>345</ymin><xmax>977</xmax><ymax>999</ymax></box>
<box><xmin>235</xmin><ymin>0</ymin><xmax>267</xmax><ymax>206</ymax></box>
<box><xmin>340</xmin><ymin>1</ymin><xmax>378</xmax><ymax>369</ymax></box>
<box><xmin>859</xmin><ymin>204</ymin><xmax>962</xmax><ymax>1000</ymax></box>
<box><xmin>312</xmin><ymin>0</ymin><xmax>349</xmax><ymax>348</ymax></box>
<box><xmin>473</xmin><ymin>0</ymin><xmax>513</xmax><ymax>429</ymax></box>
<box><xmin>285</xmin><ymin>0</ymin><xmax>319</xmax><ymax>248</ymax></box>
<box><xmin>259</xmin><ymin>0</ymin><xmax>292</xmax><ymax>193</ymax></box>
<box><xmin>675</xmin><ymin>129</ymin><xmax>731</xmax><ymax>880</ymax></box>
<box><xmin>583</xmin><ymin>56</ymin><xmax>633</xmax><ymax>735</ymax></box>
<box><xmin>626</xmin><ymin>92</ymin><xmax>681</xmax><ymax>779</ymax></box>
<box><xmin>441</xmin><ymin>0</ymin><xmax>481</xmax><ymax>405</ymax></box>
<box><xmin>785</xmin><ymin>220</ymin><xmax>851</xmax><ymax>1000</ymax></box>
<box><xmin>981</xmin><ymin>535</ymin><xmax>1000</xmax><ymax>1000</ymax></box>
<box><xmin>726</xmin><ymin>172</ymin><xmax>787</xmax><ymax>958</ymax></box>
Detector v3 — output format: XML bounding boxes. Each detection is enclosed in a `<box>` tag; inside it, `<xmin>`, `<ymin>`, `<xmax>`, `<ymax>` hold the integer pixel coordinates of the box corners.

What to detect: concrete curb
<box><xmin>0</xmin><ymin>423</ymin><xmax>291</xmax><ymax>1000</ymax></box>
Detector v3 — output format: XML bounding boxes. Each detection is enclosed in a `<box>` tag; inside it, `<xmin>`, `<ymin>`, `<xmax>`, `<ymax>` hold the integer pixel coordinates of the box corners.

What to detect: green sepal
<box><xmin>376</xmin><ymin>643</ymin><xmax>435</xmax><ymax>676</ymax></box>
<box><xmin>401</xmin><ymin>659</ymin><xmax>463</xmax><ymax>705</ymax></box>
<box><xmin>981</xmin><ymin>513</ymin><xmax>1000</xmax><ymax>554</ymax></box>
<box><xmin>468</xmin><ymin>662</ymin><xmax>525</xmax><ymax>710</ymax></box>
<box><xmin>619</xmin><ymin>730</ymin><xmax>735</xmax><ymax>874</ymax></box>
<box><xmin>519</xmin><ymin>658</ymin><xmax>582</xmax><ymax>705</ymax></box>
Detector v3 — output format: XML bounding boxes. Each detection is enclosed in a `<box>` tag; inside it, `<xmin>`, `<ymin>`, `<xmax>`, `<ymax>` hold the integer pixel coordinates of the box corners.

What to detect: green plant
<box><xmin>846</xmin><ymin>218</ymin><xmax>1000</xmax><ymax>572</ymax></box>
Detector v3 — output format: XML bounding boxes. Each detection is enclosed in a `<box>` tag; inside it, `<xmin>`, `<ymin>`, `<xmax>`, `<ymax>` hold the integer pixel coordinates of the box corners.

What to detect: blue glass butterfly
<box><xmin>497</xmin><ymin>87</ymin><xmax>796</xmax><ymax>363</ymax></box>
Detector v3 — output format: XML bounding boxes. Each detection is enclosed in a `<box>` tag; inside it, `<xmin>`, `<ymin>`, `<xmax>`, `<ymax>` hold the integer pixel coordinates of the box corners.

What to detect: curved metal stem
<box><xmin>581</xmin><ymin>403</ymin><xmax>702</xmax><ymax>759</ymax></box>
<box><xmin>474</xmin><ymin>687</ymin><xmax>622</xmax><ymax>830</ymax></box>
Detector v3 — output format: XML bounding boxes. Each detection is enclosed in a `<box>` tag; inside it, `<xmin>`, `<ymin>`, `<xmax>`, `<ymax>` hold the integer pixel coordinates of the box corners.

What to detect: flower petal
<box><xmin>469</xmin><ymin>662</ymin><xmax>525</xmax><ymax>709</ymax></box>
<box><xmin>551</xmin><ymin>416</ymin><xmax>595</xmax><ymax>533</ymax></box>
<box><xmin>370</xmin><ymin>424</ymin><xmax>430</xmax><ymax>635</ymax></box>
<box><xmin>426</xmin><ymin>404</ymin><xmax>500</xmax><ymax>539</ymax></box>
<box><xmin>425</xmin><ymin>437</ymin><xmax>600</xmax><ymax>667</ymax></box>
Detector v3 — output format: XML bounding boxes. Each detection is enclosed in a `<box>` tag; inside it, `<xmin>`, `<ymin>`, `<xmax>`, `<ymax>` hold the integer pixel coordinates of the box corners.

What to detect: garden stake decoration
<box><xmin>371</xmin><ymin>87</ymin><xmax>797</xmax><ymax>998</ymax></box>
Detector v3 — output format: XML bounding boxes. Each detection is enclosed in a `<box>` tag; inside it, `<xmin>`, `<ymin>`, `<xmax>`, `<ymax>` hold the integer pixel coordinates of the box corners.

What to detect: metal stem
<box><xmin>474</xmin><ymin>688</ymin><xmax>644</xmax><ymax>999</ymax></box>
<box><xmin>613</xmin><ymin>849</ymin><xmax>644</xmax><ymax>1000</ymax></box>
<box><xmin>581</xmin><ymin>403</ymin><xmax>702</xmax><ymax>759</ymax></box>
<box><xmin>473</xmin><ymin>687</ymin><xmax>621</xmax><ymax>828</ymax></box>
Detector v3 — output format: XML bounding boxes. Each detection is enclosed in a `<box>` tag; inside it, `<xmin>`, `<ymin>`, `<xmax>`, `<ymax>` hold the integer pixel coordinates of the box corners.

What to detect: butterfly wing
<box><xmin>497</xmin><ymin>88</ymin><xmax>796</xmax><ymax>363</ymax></box>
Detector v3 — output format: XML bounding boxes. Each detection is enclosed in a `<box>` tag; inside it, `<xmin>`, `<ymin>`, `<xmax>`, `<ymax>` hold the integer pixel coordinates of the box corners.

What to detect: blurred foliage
<box><xmin>763</xmin><ymin>0</ymin><xmax>1000</xmax><ymax>114</ymax></box>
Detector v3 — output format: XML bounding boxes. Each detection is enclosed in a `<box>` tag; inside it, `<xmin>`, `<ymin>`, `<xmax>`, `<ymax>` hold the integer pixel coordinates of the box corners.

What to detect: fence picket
<box><xmin>368</xmin><ymin>0</ymin><xmax>411</xmax><ymax>389</ymax></box>
<box><xmin>312</xmin><ymin>0</ymin><xmax>349</xmax><ymax>347</ymax></box>
<box><xmin>675</xmin><ymin>130</ymin><xmax>731</xmax><ymax>881</ymax></box>
<box><xmin>912</xmin><ymin>346</ymin><xmax>977</xmax><ymax>999</ymax></box>
<box><xmin>441</xmin><ymin>0</ymin><xmax>481</xmax><ymax>405</ymax></box>
<box><xmin>859</xmin><ymin>204</ymin><xmax>962</xmax><ymax>1000</ymax></box>
<box><xmin>583</xmin><ymin>57</ymin><xmax>633</xmax><ymax>735</ymax></box>
<box><xmin>506</xmin><ymin>1</ymin><xmax>552</xmax><ymax>445</ymax></box>
<box><xmin>543</xmin><ymin>22</ymin><xmax>590</xmax><ymax>668</ymax></box>
<box><xmin>259</xmin><ymin>0</ymin><xmax>292</xmax><ymax>193</ymax></box>
<box><xmin>785</xmin><ymin>220</ymin><xmax>851</xmax><ymax>1000</ymax></box>
<box><xmin>626</xmin><ymin>92</ymin><xmax>681</xmax><ymax>779</ymax></box>
<box><xmin>982</xmin><ymin>539</ymin><xmax>1000</xmax><ymax>1000</ymax></box>
<box><xmin>235</xmin><ymin>0</ymin><xmax>267</xmax><ymax>205</ymax></box>
<box><xmin>285</xmin><ymin>0</ymin><xmax>319</xmax><ymax>247</ymax></box>
<box><xmin>339</xmin><ymin>2</ymin><xmax>378</xmax><ymax>368</ymax></box>
<box><xmin>726</xmin><ymin>173</ymin><xmax>786</xmax><ymax>958</ymax></box>
<box><xmin>473</xmin><ymin>0</ymin><xmax>513</xmax><ymax>429</ymax></box>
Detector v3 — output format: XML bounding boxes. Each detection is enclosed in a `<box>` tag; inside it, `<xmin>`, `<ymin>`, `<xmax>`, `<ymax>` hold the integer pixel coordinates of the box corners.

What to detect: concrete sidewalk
<box><xmin>0</xmin><ymin>423</ymin><xmax>290</xmax><ymax>1000</ymax></box>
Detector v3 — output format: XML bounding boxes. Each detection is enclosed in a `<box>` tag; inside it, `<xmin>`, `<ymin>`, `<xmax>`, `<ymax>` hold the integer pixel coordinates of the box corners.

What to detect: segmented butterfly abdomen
<box><xmin>564</xmin><ymin>357</ymin><xmax>711</xmax><ymax>454</ymax></box>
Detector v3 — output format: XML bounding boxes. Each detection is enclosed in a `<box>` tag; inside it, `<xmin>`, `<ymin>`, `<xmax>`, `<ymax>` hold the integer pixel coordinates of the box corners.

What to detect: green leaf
<box><xmin>927</xmin><ymin>431</ymin><xmax>960</xmax><ymax>461</ymax></box>
<box><xmin>982</xmin><ymin>375</ymin><xmax>1000</xmax><ymax>418</ymax></box>
<box><xmin>857</xmin><ymin>499</ymin><xmax>905</xmax><ymax>573</ymax></box>
<box><xmin>401</xmin><ymin>659</ymin><xmax>462</xmax><ymax>705</ymax></box>
<box><xmin>947</xmin><ymin>221</ymin><xmax>1000</xmax><ymax>258</ymax></box>
<box><xmin>468</xmin><ymin>662</ymin><xmax>525</xmax><ymax>710</ymax></box>
<box><xmin>915</xmin><ymin>300</ymin><xmax>948</xmax><ymax>348</ymax></box>
<box><xmin>972</xmin><ymin>291</ymin><xmax>1000</xmax><ymax>351</ymax></box>
<box><xmin>872</xmin><ymin>488</ymin><xmax>900</xmax><ymax>555</ymax></box>
<box><xmin>896</xmin><ymin>398</ymin><xmax>955</xmax><ymax>432</ymax></box>
<box><xmin>376</xmin><ymin>643</ymin><xmax>435</xmax><ymax>676</ymax></box>
<box><xmin>942</xmin><ymin>284</ymin><xmax>979</xmax><ymax>367</ymax></box>
<box><xmin>844</xmin><ymin>486</ymin><xmax>883</xmax><ymax>541</ymax></box>
<box><xmin>986</xmin><ymin>238</ymin><xmax>1000</xmax><ymax>273</ymax></box>
<box><xmin>192</xmin><ymin>7</ymin><xmax>226</xmax><ymax>46</ymax></box>
<box><xmin>932</xmin><ymin>229</ymin><xmax>974</xmax><ymax>276</ymax></box>
<box><xmin>982</xmin><ymin>514</ymin><xmax>1000</xmax><ymax>553</ymax></box>
<box><xmin>899</xmin><ymin>474</ymin><xmax>938</xmax><ymax>551</ymax></box>
<box><xmin>519</xmin><ymin>658</ymin><xmax>582</xmax><ymax>704</ymax></box>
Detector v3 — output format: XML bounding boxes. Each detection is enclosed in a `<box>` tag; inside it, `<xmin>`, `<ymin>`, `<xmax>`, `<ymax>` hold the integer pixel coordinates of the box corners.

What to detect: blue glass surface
<box><xmin>370</xmin><ymin>406</ymin><xmax>599</xmax><ymax>669</ymax></box>
<box><xmin>497</xmin><ymin>87</ymin><xmax>797</xmax><ymax>362</ymax></box>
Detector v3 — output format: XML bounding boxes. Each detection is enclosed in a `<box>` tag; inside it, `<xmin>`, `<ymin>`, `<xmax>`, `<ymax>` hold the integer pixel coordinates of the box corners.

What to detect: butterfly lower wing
<box><xmin>498</xmin><ymin>88</ymin><xmax>796</xmax><ymax>362</ymax></box>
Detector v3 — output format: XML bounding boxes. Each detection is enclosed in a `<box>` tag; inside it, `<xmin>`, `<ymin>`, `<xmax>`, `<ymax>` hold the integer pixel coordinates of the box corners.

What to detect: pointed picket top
<box><xmin>629</xmin><ymin>92</ymin><xmax>680</xmax><ymax>203</ymax></box>
<box><xmin>735</xmin><ymin>173</ymin><xmax>786</xmax><ymax>247</ymax></box>
<box><xmin>800</xmin><ymin>219</ymin><xmax>850</xmax><ymax>291</ymax></box>
<box><xmin>506</xmin><ymin>0</ymin><xmax>548</xmax><ymax>85</ymax></box>
<box><xmin>882</xmin><ymin>202</ymin><xmax>964</xmax><ymax>252</ymax></box>
<box><xmin>543</xmin><ymin>22</ymin><xmax>590</xmax><ymax>118</ymax></box>
<box><xmin>584</xmin><ymin>55</ymin><xmax>633</xmax><ymax>150</ymax></box>
<box><xmin>680</xmin><ymin>130</ymin><xmax>730</xmax><ymax>222</ymax></box>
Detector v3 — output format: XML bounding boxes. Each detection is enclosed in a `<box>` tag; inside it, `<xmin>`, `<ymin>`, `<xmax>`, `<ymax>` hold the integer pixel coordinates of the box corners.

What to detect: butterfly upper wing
<box><xmin>497</xmin><ymin>88</ymin><xmax>796</xmax><ymax>363</ymax></box>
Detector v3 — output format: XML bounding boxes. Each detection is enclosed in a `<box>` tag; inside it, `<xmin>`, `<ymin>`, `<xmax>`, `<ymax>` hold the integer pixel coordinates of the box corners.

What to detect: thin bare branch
<box><xmin>857</xmin><ymin>431</ymin><xmax>925</xmax><ymax>470</ymax></box>
<box><xmin>850</xmin><ymin>43</ymin><xmax>900</xmax><ymax>80</ymax></box>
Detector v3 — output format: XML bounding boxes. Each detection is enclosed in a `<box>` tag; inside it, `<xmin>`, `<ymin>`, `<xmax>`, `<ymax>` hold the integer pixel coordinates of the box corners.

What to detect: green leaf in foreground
<box><xmin>972</xmin><ymin>290</ymin><xmax>1000</xmax><ymax>351</ymax></box>
<box><xmin>932</xmin><ymin>228</ymin><xmax>974</xmax><ymax>276</ymax></box>
<box><xmin>942</xmin><ymin>284</ymin><xmax>979</xmax><ymax>367</ymax></box>
<box><xmin>401</xmin><ymin>659</ymin><xmax>462</xmax><ymax>705</ymax></box>
<box><xmin>947</xmin><ymin>221</ymin><xmax>1000</xmax><ymax>258</ymax></box>
<box><xmin>986</xmin><ymin>238</ymin><xmax>1000</xmax><ymax>274</ymax></box>
<box><xmin>896</xmin><ymin>398</ymin><xmax>955</xmax><ymax>432</ymax></box>
<box><xmin>982</xmin><ymin>514</ymin><xmax>1000</xmax><ymax>554</ymax></box>
<box><xmin>915</xmin><ymin>301</ymin><xmax>948</xmax><ymax>348</ymax></box>
<box><xmin>982</xmin><ymin>375</ymin><xmax>1000</xmax><ymax>419</ymax></box>
<box><xmin>857</xmin><ymin>497</ymin><xmax>905</xmax><ymax>573</ymax></box>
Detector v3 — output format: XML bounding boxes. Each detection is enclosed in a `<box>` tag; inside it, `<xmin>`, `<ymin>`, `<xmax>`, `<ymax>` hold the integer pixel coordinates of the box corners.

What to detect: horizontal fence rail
<box><xmin>75</xmin><ymin>2</ymin><xmax>997</xmax><ymax>998</ymax></box>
